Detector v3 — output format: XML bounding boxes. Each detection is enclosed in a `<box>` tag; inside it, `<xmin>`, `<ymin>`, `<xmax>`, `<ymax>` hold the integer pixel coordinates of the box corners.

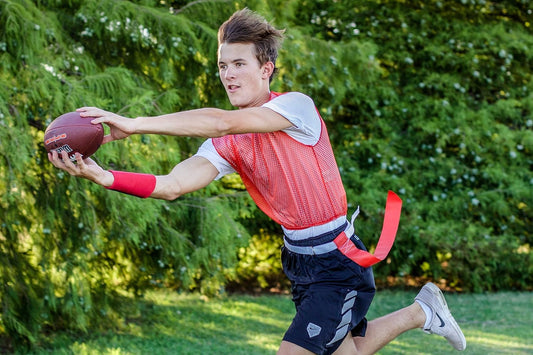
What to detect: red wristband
<box><xmin>106</xmin><ymin>170</ymin><xmax>156</xmax><ymax>198</ymax></box>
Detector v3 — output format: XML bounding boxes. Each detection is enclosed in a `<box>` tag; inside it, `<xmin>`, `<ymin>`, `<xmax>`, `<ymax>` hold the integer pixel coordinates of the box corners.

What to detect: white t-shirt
<box><xmin>195</xmin><ymin>92</ymin><xmax>322</xmax><ymax>179</ymax></box>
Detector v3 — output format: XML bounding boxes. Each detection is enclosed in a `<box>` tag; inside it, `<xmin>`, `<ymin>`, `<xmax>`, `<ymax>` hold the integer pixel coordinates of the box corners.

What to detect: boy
<box><xmin>49</xmin><ymin>8</ymin><xmax>466</xmax><ymax>354</ymax></box>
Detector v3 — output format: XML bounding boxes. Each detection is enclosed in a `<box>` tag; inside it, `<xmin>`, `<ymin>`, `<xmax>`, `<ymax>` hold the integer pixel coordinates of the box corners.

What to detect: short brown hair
<box><xmin>218</xmin><ymin>8</ymin><xmax>285</xmax><ymax>80</ymax></box>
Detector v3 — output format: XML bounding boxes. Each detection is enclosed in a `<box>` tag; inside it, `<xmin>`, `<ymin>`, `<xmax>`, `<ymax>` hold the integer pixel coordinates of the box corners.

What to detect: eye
<box><xmin>219</xmin><ymin>64</ymin><xmax>227</xmax><ymax>70</ymax></box>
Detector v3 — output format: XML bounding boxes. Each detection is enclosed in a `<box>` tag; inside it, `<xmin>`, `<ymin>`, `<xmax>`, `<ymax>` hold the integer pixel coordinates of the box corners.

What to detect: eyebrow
<box><xmin>218</xmin><ymin>58</ymin><xmax>247</xmax><ymax>65</ymax></box>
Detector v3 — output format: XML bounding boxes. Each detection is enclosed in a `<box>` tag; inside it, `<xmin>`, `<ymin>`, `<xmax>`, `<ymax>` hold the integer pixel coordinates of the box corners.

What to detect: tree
<box><xmin>1</xmin><ymin>0</ymin><xmax>252</xmax><ymax>347</ymax></box>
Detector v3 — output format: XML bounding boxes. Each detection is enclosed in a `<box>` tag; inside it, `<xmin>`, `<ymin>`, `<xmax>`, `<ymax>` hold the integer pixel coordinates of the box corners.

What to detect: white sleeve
<box><xmin>194</xmin><ymin>139</ymin><xmax>236</xmax><ymax>180</ymax></box>
<box><xmin>262</xmin><ymin>92</ymin><xmax>321</xmax><ymax>146</ymax></box>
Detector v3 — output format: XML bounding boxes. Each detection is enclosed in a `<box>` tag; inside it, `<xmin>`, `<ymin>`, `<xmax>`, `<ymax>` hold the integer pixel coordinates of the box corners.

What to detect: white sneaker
<box><xmin>415</xmin><ymin>283</ymin><xmax>467</xmax><ymax>351</ymax></box>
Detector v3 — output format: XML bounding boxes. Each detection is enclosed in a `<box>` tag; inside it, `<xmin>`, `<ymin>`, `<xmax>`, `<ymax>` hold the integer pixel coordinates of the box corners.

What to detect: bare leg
<box><xmin>350</xmin><ymin>302</ymin><xmax>425</xmax><ymax>354</ymax></box>
<box><xmin>347</xmin><ymin>283</ymin><xmax>466</xmax><ymax>354</ymax></box>
<box><xmin>277</xmin><ymin>340</ymin><xmax>315</xmax><ymax>355</ymax></box>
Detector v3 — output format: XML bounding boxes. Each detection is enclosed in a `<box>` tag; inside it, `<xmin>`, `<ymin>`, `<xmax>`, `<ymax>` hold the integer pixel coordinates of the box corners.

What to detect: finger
<box><xmin>89</xmin><ymin>116</ymin><xmax>107</xmax><ymax>124</ymax></box>
<box><xmin>73</xmin><ymin>153</ymin><xmax>91</xmax><ymax>174</ymax></box>
<box><xmin>74</xmin><ymin>152</ymin><xmax>85</xmax><ymax>165</ymax></box>
<box><xmin>101</xmin><ymin>134</ymin><xmax>114</xmax><ymax>145</ymax></box>
<box><xmin>76</xmin><ymin>106</ymin><xmax>99</xmax><ymax>113</ymax></box>
<box><xmin>60</xmin><ymin>151</ymin><xmax>78</xmax><ymax>171</ymax></box>
<box><xmin>48</xmin><ymin>150</ymin><xmax>65</xmax><ymax>168</ymax></box>
<box><xmin>77</xmin><ymin>107</ymin><xmax>108</xmax><ymax>119</ymax></box>
<box><xmin>60</xmin><ymin>150</ymin><xmax>72</xmax><ymax>164</ymax></box>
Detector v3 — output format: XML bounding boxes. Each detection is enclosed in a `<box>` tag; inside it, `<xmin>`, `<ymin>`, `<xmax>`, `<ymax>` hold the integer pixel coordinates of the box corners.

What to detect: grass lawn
<box><xmin>22</xmin><ymin>289</ymin><xmax>532</xmax><ymax>355</ymax></box>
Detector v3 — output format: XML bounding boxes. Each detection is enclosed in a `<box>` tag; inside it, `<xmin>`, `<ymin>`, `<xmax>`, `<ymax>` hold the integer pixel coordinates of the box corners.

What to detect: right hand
<box><xmin>77</xmin><ymin>107</ymin><xmax>137</xmax><ymax>144</ymax></box>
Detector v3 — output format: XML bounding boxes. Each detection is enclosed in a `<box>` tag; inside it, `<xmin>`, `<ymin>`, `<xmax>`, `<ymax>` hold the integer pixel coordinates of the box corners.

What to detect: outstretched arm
<box><xmin>48</xmin><ymin>150</ymin><xmax>219</xmax><ymax>200</ymax></box>
<box><xmin>78</xmin><ymin>105</ymin><xmax>292</xmax><ymax>143</ymax></box>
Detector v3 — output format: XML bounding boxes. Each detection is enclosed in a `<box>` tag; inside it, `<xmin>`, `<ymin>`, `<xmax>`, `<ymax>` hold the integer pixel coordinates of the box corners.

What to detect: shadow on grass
<box><xmin>26</xmin><ymin>292</ymin><xmax>295</xmax><ymax>355</ymax></box>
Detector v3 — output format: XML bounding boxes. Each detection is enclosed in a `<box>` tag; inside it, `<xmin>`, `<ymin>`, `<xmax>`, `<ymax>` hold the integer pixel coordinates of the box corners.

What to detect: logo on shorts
<box><xmin>307</xmin><ymin>322</ymin><xmax>322</xmax><ymax>338</ymax></box>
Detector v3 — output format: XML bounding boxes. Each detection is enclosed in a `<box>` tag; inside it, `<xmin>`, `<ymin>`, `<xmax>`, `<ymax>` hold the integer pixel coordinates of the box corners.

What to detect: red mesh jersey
<box><xmin>212</xmin><ymin>92</ymin><xmax>347</xmax><ymax>229</ymax></box>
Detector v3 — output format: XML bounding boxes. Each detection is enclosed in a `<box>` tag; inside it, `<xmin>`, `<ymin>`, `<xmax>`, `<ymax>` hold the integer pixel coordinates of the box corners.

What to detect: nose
<box><xmin>224</xmin><ymin>66</ymin><xmax>236</xmax><ymax>80</ymax></box>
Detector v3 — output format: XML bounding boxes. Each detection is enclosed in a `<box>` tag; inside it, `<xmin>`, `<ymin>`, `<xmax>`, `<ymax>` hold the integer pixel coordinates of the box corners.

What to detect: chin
<box><xmin>228</xmin><ymin>98</ymin><xmax>246</xmax><ymax>108</ymax></box>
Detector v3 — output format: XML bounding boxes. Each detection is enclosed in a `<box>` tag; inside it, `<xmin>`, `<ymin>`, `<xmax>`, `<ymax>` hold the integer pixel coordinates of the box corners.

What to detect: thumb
<box><xmin>102</xmin><ymin>134</ymin><xmax>114</xmax><ymax>144</ymax></box>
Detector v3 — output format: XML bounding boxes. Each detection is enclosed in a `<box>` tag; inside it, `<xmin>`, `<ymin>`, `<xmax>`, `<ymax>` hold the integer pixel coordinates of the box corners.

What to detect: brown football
<box><xmin>44</xmin><ymin>111</ymin><xmax>104</xmax><ymax>161</ymax></box>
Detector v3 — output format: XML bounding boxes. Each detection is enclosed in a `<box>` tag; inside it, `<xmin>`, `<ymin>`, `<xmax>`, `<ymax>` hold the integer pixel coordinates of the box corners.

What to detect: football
<box><xmin>44</xmin><ymin>111</ymin><xmax>104</xmax><ymax>161</ymax></box>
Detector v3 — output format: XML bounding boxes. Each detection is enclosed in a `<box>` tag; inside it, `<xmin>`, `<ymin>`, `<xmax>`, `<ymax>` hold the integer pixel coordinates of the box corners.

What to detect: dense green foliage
<box><xmin>0</xmin><ymin>0</ymin><xmax>531</xmax><ymax>348</ymax></box>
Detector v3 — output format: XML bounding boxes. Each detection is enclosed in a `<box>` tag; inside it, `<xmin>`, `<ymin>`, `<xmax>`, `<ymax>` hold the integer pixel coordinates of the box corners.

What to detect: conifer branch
<box><xmin>172</xmin><ymin>0</ymin><xmax>232</xmax><ymax>15</ymax></box>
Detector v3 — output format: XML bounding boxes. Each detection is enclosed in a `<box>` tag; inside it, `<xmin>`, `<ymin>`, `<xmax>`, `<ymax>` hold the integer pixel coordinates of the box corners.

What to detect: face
<box><xmin>218</xmin><ymin>42</ymin><xmax>273</xmax><ymax>109</ymax></box>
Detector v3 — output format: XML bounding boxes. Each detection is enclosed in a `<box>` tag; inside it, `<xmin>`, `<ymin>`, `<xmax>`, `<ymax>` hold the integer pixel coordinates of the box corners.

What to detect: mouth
<box><xmin>227</xmin><ymin>84</ymin><xmax>240</xmax><ymax>93</ymax></box>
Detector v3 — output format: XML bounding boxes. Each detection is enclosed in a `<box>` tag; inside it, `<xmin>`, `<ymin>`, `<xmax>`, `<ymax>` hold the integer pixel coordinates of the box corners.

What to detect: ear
<box><xmin>261</xmin><ymin>61</ymin><xmax>275</xmax><ymax>80</ymax></box>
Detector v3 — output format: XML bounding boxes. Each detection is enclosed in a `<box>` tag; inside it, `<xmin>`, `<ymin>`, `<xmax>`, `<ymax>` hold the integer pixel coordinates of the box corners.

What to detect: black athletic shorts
<box><xmin>281</xmin><ymin>226</ymin><xmax>376</xmax><ymax>355</ymax></box>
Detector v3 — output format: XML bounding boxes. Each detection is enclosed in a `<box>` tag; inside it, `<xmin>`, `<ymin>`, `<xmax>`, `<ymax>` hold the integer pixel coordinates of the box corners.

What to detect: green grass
<box><xmin>21</xmin><ymin>289</ymin><xmax>532</xmax><ymax>354</ymax></box>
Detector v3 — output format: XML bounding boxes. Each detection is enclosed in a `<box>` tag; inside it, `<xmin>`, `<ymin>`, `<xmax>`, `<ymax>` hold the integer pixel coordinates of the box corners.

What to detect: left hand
<box><xmin>48</xmin><ymin>150</ymin><xmax>114</xmax><ymax>187</ymax></box>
